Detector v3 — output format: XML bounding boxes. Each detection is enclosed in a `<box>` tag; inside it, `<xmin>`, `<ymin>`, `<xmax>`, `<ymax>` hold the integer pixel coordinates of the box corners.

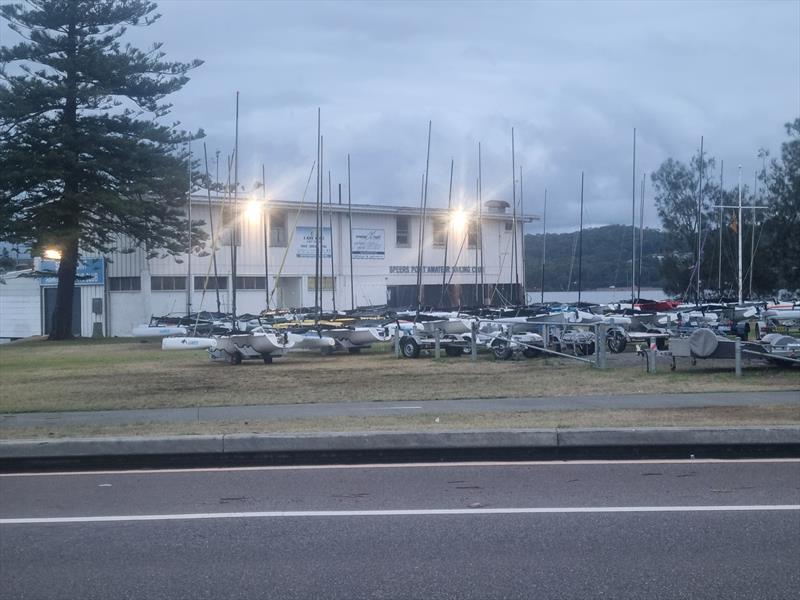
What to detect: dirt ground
<box><xmin>0</xmin><ymin>338</ymin><xmax>797</xmax><ymax>413</ymax></box>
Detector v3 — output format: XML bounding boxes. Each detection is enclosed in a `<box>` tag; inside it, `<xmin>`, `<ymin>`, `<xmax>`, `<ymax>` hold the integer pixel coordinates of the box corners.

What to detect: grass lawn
<box><xmin>2</xmin><ymin>405</ymin><xmax>799</xmax><ymax>439</ymax></box>
<box><xmin>0</xmin><ymin>337</ymin><xmax>797</xmax><ymax>414</ymax></box>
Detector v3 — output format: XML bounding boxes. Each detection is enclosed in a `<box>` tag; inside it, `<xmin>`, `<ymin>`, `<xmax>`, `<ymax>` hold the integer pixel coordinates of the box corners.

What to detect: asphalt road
<box><xmin>2</xmin><ymin>460</ymin><xmax>799</xmax><ymax>599</ymax></box>
<box><xmin>2</xmin><ymin>390</ymin><xmax>798</xmax><ymax>429</ymax></box>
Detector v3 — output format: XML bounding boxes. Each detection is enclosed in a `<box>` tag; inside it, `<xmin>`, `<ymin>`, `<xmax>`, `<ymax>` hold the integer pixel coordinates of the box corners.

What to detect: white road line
<box><xmin>2</xmin><ymin>505</ymin><xmax>798</xmax><ymax>525</ymax></box>
<box><xmin>374</xmin><ymin>406</ymin><xmax>423</xmax><ymax>410</ymax></box>
<box><xmin>2</xmin><ymin>458</ymin><xmax>798</xmax><ymax>477</ymax></box>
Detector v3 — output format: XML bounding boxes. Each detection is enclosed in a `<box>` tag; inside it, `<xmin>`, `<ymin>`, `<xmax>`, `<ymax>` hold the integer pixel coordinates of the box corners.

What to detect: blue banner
<box><xmin>39</xmin><ymin>257</ymin><xmax>105</xmax><ymax>286</ymax></box>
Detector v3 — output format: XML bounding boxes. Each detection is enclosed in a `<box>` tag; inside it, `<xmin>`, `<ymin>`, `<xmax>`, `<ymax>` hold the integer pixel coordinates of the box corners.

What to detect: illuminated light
<box><xmin>450</xmin><ymin>208</ymin><xmax>468</xmax><ymax>231</ymax></box>
<box><xmin>43</xmin><ymin>248</ymin><xmax>62</xmax><ymax>260</ymax></box>
<box><xmin>245</xmin><ymin>200</ymin><xmax>262</xmax><ymax>223</ymax></box>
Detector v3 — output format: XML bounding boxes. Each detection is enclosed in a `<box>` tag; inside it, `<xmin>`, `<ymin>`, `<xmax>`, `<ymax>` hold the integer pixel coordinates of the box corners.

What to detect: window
<box><xmin>505</xmin><ymin>220</ymin><xmax>513</xmax><ymax>232</ymax></box>
<box><xmin>432</xmin><ymin>218</ymin><xmax>447</xmax><ymax>247</ymax></box>
<box><xmin>235</xmin><ymin>276</ymin><xmax>267</xmax><ymax>290</ymax></box>
<box><xmin>194</xmin><ymin>276</ymin><xmax>227</xmax><ymax>290</ymax></box>
<box><xmin>307</xmin><ymin>276</ymin><xmax>335</xmax><ymax>291</ymax></box>
<box><xmin>151</xmin><ymin>276</ymin><xmax>186</xmax><ymax>291</ymax></box>
<box><xmin>396</xmin><ymin>216</ymin><xmax>410</xmax><ymax>247</ymax></box>
<box><xmin>468</xmin><ymin>221</ymin><xmax>481</xmax><ymax>249</ymax></box>
<box><xmin>270</xmin><ymin>211</ymin><xmax>287</xmax><ymax>247</ymax></box>
<box><xmin>109</xmin><ymin>276</ymin><xmax>141</xmax><ymax>291</ymax></box>
<box><xmin>220</xmin><ymin>208</ymin><xmax>242</xmax><ymax>246</ymax></box>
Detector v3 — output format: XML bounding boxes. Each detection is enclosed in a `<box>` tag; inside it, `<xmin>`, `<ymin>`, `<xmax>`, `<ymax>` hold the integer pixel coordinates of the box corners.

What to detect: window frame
<box><xmin>235</xmin><ymin>276</ymin><xmax>267</xmax><ymax>290</ymax></box>
<box><xmin>395</xmin><ymin>215</ymin><xmax>410</xmax><ymax>248</ymax></box>
<box><xmin>193</xmin><ymin>275</ymin><xmax>228</xmax><ymax>290</ymax></box>
<box><xmin>108</xmin><ymin>276</ymin><xmax>142</xmax><ymax>292</ymax></box>
<box><xmin>150</xmin><ymin>276</ymin><xmax>187</xmax><ymax>291</ymax></box>
<box><xmin>270</xmin><ymin>210</ymin><xmax>288</xmax><ymax>248</ymax></box>
<box><xmin>307</xmin><ymin>276</ymin><xmax>335</xmax><ymax>292</ymax></box>
<box><xmin>432</xmin><ymin>218</ymin><xmax>447</xmax><ymax>247</ymax></box>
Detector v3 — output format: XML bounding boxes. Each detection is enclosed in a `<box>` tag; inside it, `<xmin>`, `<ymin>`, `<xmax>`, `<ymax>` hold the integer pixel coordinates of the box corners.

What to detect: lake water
<box><xmin>526</xmin><ymin>288</ymin><xmax>668</xmax><ymax>305</ymax></box>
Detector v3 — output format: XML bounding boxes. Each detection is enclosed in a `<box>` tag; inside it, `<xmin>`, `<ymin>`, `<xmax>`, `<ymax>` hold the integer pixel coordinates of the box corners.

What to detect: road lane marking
<box><xmin>2</xmin><ymin>458</ymin><xmax>798</xmax><ymax>477</ymax></box>
<box><xmin>2</xmin><ymin>505</ymin><xmax>798</xmax><ymax>524</ymax></box>
<box><xmin>374</xmin><ymin>406</ymin><xmax>423</xmax><ymax>410</ymax></box>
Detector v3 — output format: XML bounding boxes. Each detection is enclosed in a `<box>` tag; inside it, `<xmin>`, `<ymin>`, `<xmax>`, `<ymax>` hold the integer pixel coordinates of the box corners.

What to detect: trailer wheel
<box><xmin>607</xmin><ymin>331</ymin><xmax>627</xmax><ymax>353</ymax></box>
<box><xmin>576</xmin><ymin>342</ymin><xmax>595</xmax><ymax>356</ymax></box>
<box><xmin>261</xmin><ymin>353</ymin><xmax>273</xmax><ymax>364</ymax></box>
<box><xmin>461</xmin><ymin>339</ymin><xmax>473</xmax><ymax>355</ymax></box>
<box><xmin>493</xmin><ymin>341</ymin><xmax>513</xmax><ymax>360</ymax></box>
<box><xmin>445</xmin><ymin>345</ymin><xmax>462</xmax><ymax>357</ymax></box>
<box><xmin>347</xmin><ymin>347</ymin><xmax>362</xmax><ymax>354</ymax></box>
<box><xmin>401</xmin><ymin>337</ymin><xmax>421</xmax><ymax>358</ymax></box>
<box><xmin>228</xmin><ymin>351</ymin><xmax>243</xmax><ymax>365</ymax></box>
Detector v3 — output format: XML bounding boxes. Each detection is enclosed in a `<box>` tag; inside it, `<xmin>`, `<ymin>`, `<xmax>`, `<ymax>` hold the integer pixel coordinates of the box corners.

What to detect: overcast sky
<box><xmin>9</xmin><ymin>0</ymin><xmax>800</xmax><ymax>233</ymax></box>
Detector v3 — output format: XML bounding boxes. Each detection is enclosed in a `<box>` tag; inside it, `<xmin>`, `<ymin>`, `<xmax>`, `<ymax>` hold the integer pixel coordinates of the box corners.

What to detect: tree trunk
<box><xmin>49</xmin><ymin>237</ymin><xmax>79</xmax><ymax>340</ymax></box>
<box><xmin>49</xmin><ymin>7</ymin><xmax>80</xmax><ymax>341</ymax></box>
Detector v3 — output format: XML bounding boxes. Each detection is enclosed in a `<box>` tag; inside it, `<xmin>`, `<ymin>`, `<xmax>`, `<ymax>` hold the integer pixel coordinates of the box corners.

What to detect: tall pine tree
<box><xmin>0</xmin><ymin>0</ymin><xmax>203</xmax><ymax>339</ymax></box>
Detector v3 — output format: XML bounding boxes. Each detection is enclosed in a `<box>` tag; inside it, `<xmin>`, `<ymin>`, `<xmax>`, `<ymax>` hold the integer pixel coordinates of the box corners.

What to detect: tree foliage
<box><xmin>760</xmin><ymin>118</ymin><xmax>800</xmax><ymax>292</ymax></box>
<box><xmin>649</xmin><ymin>119</ymin><xmax>799</xmax><ymax>300</ymax></box>
<box><xmin>0</xmin><ymin>0</ymin><xmax>203</xmax><ymax>338</ymax></box>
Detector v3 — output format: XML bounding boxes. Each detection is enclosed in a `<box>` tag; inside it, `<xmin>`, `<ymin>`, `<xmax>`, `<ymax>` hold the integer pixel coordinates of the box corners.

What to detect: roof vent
<box><xmin>484</xmin><ymin>200</ymin><xmax>509</xmax><ymax>214</ymax></box>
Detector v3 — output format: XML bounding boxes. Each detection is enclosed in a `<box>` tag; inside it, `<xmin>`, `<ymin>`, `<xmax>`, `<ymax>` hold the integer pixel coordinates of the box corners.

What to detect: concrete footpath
<box><xmin>1</xmin><ymin>391</ymin><xmax>798</xmax><ymax>465</ymax></box>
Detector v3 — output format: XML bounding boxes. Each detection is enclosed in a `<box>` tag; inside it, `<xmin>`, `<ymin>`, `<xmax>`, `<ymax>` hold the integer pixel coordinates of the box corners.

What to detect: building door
<box><xmin>43</xmin><ymin>287</ymin><xmax>81</xmax><ymax>336</ymax></box>
<box><xmin>274</xmin><ymin>277</ymin><xmax>302</xmax><ymax>309</ymax></box>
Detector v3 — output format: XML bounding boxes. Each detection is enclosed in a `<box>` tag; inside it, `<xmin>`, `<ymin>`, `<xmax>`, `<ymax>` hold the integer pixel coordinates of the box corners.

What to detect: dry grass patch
<box><xmin>0</xmin><ymin>338</ymin><xmax>798</xmax><ymax>413</ymax></box>
<box><xmin>3</xmin><ymin>404</ymin><xmax>798</xmax><ymax>439</ymax></box>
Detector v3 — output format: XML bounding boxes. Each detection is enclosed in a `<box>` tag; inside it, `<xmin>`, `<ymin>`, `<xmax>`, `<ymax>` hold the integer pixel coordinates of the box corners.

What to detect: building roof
<box><xmin>190</xmin><ymin>194</ymin><xmax>538</xmax><ymax>222</ymax></box>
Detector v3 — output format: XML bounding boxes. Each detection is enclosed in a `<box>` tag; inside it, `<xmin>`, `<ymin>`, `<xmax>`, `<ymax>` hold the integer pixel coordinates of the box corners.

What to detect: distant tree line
<box><xmin>524</xmin><ymin>225</ymin><xmax>671</xmax><ymax>293</ymax></box>
<box><xmin>524</xmin><ymin>118</ymin><xmax>799</xmax><ymax>300</ymax></box>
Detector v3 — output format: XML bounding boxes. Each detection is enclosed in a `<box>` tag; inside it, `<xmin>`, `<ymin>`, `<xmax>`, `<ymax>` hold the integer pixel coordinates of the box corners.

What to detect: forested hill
<box><xmin>523</xmin><ymin>224</ymin><xmax>673</xmax><ymax>292</ymax></box>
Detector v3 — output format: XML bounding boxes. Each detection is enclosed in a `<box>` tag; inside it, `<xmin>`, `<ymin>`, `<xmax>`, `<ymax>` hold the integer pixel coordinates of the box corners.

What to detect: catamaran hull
<box><xmin>162</xmin><ymin>337</ymin><xmax>217</xmax><ymax>351</ymax></box>
<box><xmin>133</xmin><ymin>325</ymin><xmax>188</xmax><ymax>337</ymax></box>
<box><xmin>326</xmin><ymin>327</ymin><xmax>385</xmax><ymax>346</ymax></box>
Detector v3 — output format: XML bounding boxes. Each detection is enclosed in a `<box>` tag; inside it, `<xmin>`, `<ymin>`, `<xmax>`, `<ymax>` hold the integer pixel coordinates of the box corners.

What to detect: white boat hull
<box><xmin>133</xmin><ymin>325</ymin><xmax>187</xmax><ymax>337</ymax></box>
<box><xmin>162</xmin><ymin>337</ymin><xmax>216</xmax><ymax>351</ymax></box>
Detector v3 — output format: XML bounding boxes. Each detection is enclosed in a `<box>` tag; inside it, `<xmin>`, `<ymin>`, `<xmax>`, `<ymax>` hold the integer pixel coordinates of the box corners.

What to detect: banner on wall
<box><xmin>352</xmin><ymin>228</ymin><xmax>385</xmax><ymax>260</ymax></box>
<box><xmin>295</xmin><ymin>227</ymin><xmax>331</xmax><ymax>258</ymax></box>
<box><xmin>39</xmin><ymin>257</ymin><xmax>105</xmax><ymax>286</ymax></box>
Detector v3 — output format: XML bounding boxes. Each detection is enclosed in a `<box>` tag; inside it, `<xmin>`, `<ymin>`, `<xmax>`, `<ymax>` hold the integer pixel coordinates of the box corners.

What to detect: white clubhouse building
<box><xmin>0</xmin><ymin>196</ymin><xmax>534</xmax><ymax>339</ymax></box>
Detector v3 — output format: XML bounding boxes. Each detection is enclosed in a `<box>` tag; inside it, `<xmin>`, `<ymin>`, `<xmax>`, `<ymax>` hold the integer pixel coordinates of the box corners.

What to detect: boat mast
<box><xmin>540</xmin><ymin>188</ymin><xmax>547</xmax><ymax>304</ymax></box>
<box><xmin>347</xmin><ymin>154</ymin><xmax>354</xmax><ymax>310</ymax></box>
<box><xmin>718</xmin><ymin>160</ymin><xmax>724</xmax><ymax>295</ymax></box>
<box><xmin>749</xmin><ymin>169</ymin><xmax>756</xmax><ymax>299</ymax></box>
<box><xmin>315</xmin><ymin>112</ymin><xmax>322</xmax><ymax>315</ymax></box>
<box><xmin>186</xmin><ymin>143</ymin><xmax>192</xmax><ymax>318</ymax></box>
<box><xmin>328</xmin><ymin>170</ymin><xmax>336</xmax><ymax>312</ymax></box>
<box><xmin>510</xmin><ymin>127</ymin><xmax>518</xmax><ymax>305</ymax></box>
<box><xmin>578</xmin><ymin>171</ymin><xmax>584</xmax><ymax>305</ymax></box>
<box><xmin>232</xmin><ymin>92</ymin><xmax>239</xmax><ymax>328</ymax></box>
<box><xmin>474</xmin><ymin>176</ymin><xmax>479</xmax><ymax>305</ymax></box>
<box><xmin>416</xmin><ymin>121</ymin><xmax>432</xmax><ymax>315</ymax></box>
<box><xmin>415</xmin><ymin>172</ymin><xmax>425</xmax><ymax>312</ymax></box>
<box><xmin>203</xmin><ymin>143</ymin><xmax>221</xmax><ymax>313</ymax></box>
<box><xmin>268</xmin><ymin>164</ymin><xmax>270</xmax><ymax>310</ymax></box>
<box><xmin>520</xmin><ymin>165</ymin><xmax>526</xmax><ymax>305</ymax></box>
<box><xmin>637</xmin><ymin>172</ymin><xmax>645</xmax><ymax>303</ymax></box>
<box><xmin>696</xmin><ymin>135</ymin><xmax>704</xmax><ymax>305</ymax></box>
<box><xmin>630</xmin><ymin>128</ymin><xmax>636</xmax><ymax>307</ymax></box>
<box><xmin>442</xmin><ymin>159</ymin><xmax>453</xmax><ymax>307</ymax></box>
<box><xmin>478</xmin><ymin>142</ymin><xmax>484</xmax><ymax>306</ymax></box>
<box><xmin>737</xmin><ymin>165</ymin><xmax>743</xmax><ymax>306</ymax></box>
